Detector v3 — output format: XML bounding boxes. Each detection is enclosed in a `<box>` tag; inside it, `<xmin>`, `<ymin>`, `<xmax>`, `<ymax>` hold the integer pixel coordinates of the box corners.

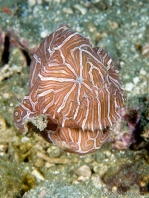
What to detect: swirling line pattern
<box><xmin>14</xmin><ymin>24</ymin><xmax>124</xmax><ymax>154</ymax></box>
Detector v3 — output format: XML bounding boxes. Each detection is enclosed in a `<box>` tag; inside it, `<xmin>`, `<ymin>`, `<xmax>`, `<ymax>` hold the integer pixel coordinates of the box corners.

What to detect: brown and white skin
<box><xmin>14</xmin><ymin>24</ymin><xmax>124</xmax><ymax>155</ymax></box>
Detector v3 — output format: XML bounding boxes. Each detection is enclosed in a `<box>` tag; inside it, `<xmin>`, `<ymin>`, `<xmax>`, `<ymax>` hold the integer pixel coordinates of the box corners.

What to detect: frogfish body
<box><xmin>14</xmin><ymin>24</ymin><xmax>124</xmax><ymax>155</ymax></box>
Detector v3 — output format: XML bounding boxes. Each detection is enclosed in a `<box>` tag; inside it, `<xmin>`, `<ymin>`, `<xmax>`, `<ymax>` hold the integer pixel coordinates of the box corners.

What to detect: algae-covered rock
<box><xmin>23</xmin><ymin>180</ymin><xmax>102</xmax><ymax>198</ymax></box>
<box><xmin>0</xmin><ymin>157</ymin><xmax>35</xmax><ymax>198</ymax></box>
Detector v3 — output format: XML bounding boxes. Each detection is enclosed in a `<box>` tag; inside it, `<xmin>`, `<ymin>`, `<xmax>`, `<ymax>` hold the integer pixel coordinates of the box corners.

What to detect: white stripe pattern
<box><xmin>14</xmin><ymin>24</ymin><xmax>124</xmax><ymax>155</ymax></box>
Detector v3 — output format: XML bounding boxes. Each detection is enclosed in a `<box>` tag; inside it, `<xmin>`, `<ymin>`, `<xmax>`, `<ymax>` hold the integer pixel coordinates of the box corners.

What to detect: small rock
<box><xmin>77</xmin><ymin>175</ymin><xmax>89</xmax><ymax>182</ymax></box>
<box><xmin>104</xmin><ymin>150</ymin><xmax>112</xmax><ymax>157</ymax></box>
<box><xmin>0</xmin><ymin>144</ymin><xmax>8</xmax><ymax>155</ymax></box>
<box><xmin>28</xmin><ymin>0</ymin><xmax>36</xmax><ymax>7</ymax></box>
<box><xmin>21</xmin><ymin>136</ymin><xmax>30</xmax><ymax>143</ymax></box>
<box><xmin>34</xmin><ymin>158</ymin><xmax>44</xmax><ymax>167</ymax></box>
<box><xmin>108</xmin><ymin>20</ymin><xmax>119</xmax><ymax>29</ymax></box>
<box><xmin>37</xmin><ymin>0</ymin><xmax>42</xmax><ymax>4</ymax></box>
<box><xmin>47</xmin><ymin>146</ymin><xmax>61</xmax><ymax>158</ymax></box>
<box><xmin>3</xmin><ymin>92</ymin><xmax>11</xmax><ymax>99</ymax></box>
<box><xmin>40</xmin><ymin>30</ymin><xmax>49</xmax><ymax>38</ymax></box>
<box><xmin>75</xmin><ymin>165</ymin><xmax>91</xmax><ymax>178</ymax></box>
<box><xmin>74</xmin><ymin>4</ymin><xmax>87</xmax><ymax>15</ymax></box>
<box><xmin>140</xmin><ymin>68</ymin><xmax>147</xmax><ymax>75</ymax></box>
<box><xmin>63</xmin><ymin>7</ymin><xmax>73</xmax><ymax>14</ymax></box>
<box><xmin>142</xmin><ymin>43</ymin><xmax>149</xmax><ymax>56</ymax></box>
<box><xmin>0</xmin><ymin>116</ymin><xmax>6</xmax><ymax>132</ymax></box>
<box><xmin>125</xmin><ymin>82</ymin><xmax>134</xmax><ymax>91</ymax></box>
<box><xmin>91</xmin><ymin>174</ymin><xmax>103</xmax><ymax>189</ymax></box>
<box><xmin>32</xmin><ymin>168</ymin><xmax>45</xmax><ymax>181</ymax></box>
<box><xmin>133</xmin><ymin>76</ymin><xmax>140</xmax><ymax>84</ymax></box>
<box><xmin>45</xmin><ymin>162</ymin><xmax>55</xmax><ymax>168</ymax></box>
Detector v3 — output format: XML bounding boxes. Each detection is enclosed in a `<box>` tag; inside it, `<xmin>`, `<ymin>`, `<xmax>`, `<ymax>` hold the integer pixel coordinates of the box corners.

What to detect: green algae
<box><xmin>0</xmin><ymin>156</ymin><xmax>35</xmax><ymax>198</ymax></box>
